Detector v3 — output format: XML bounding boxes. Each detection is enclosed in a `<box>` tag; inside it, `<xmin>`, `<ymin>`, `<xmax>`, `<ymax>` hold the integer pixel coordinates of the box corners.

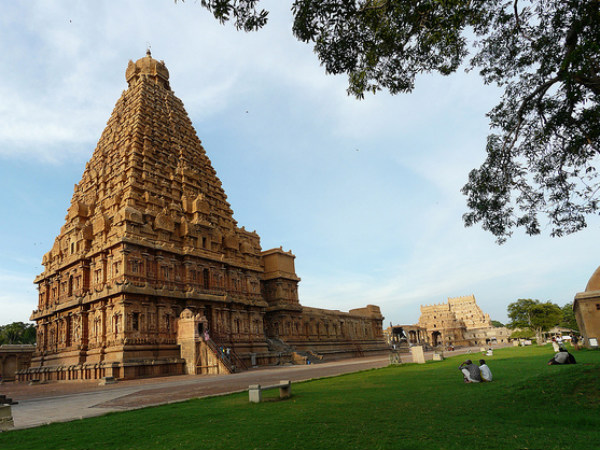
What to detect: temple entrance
<box><xmin>432</xmin><ymin>331</ymin><xmax>442</xmax><ymax>347</ymax></box>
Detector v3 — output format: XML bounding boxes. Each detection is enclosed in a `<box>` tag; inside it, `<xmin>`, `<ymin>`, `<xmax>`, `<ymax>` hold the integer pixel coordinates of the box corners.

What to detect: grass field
<box><xmin>1</xmin><ymin>344</ymin><xmax>599</xmax><ymax>450</ymax></box>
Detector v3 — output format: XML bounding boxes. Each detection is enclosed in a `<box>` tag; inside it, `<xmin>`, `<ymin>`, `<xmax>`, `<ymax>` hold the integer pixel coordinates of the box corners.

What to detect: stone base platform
<box><xmin>17</xmin><ymin>359</ymin><xmax>185</xmax><ymax>382</ymax></box>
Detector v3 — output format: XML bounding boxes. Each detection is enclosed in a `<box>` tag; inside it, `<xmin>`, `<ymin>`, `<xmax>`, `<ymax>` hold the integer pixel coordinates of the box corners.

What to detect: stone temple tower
<box><xmin>22</xmin><ymin>52</ymin><xmax>387</xmax><ymax>381</ymax></box>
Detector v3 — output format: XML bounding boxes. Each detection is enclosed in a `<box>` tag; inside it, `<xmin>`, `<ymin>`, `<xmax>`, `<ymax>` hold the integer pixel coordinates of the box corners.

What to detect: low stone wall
<box><xmin>17</xmin><ymin>358</ymin><xmax>185</xmax><ymax>382</ymax></box>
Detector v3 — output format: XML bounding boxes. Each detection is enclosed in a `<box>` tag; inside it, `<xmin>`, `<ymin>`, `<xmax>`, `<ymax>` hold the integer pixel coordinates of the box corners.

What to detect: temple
<box><xmin>19</xmin><ymin>52</ymin><xmax>387</xmax><ymax>382</ymax></box>
<box><xmin>386</xmin><ymin>295</ymin><xmax>510</xmax><ymax>349</ymax></box>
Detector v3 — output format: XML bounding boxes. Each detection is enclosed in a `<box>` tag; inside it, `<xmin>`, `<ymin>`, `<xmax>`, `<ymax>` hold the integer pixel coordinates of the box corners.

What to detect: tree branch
<box><xmin>359</xmin><ymin>0</ymin><xmax>388</xmax><ymax>13</ymax></box>
<box><xmin>573</xmin><ymin>73</ymin><xmax>600</xmax><ymax>96</ymax></box>
<box><xmin>513</xmin><ymin>0</ymin><xmax>535</xmax><ymax>44</ymax></box>
<box><xmin>502</xmin><ymin>76</ymin><xmax>560</xmax><ymax>153</ymax></box>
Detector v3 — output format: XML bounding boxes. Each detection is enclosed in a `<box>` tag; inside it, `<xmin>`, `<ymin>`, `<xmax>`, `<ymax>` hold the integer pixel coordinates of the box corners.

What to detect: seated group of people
<box><xmin>459</xmin><ymin>345</ymin><xmax>577</xmax><ymax>383</ymax></box>
<box><xmin>459</xmin><ymin>359</ymin><xmax>492</xmax><ymax>383</ymax></box>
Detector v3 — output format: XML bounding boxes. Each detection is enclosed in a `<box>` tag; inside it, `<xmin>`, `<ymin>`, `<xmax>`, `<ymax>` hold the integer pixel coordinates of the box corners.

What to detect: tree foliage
<box><xmin>491</xmin><ymin>320</ymin><xmax>505</xmax><ymax>327</ymax></box>
<box><xmin>0</xmin><ymin>322</ymin><xmax>36</xmax><ymax>345</ymax></box>
<box><xmin>178</xmin><ymin>0</ymin><xmax>600</xmax><ymax>242</ymax></box>
<box><xmin>507</xmin><ymin>298</ymin><xmax>562</xmax><ymax>340</ymax></box>
<box><xmin>509</xmin><ymin>327</ymin><xmax>534</xmax><ymax>339</ymax></box>
<box><xmin>461</xmin><ymin>0</ymin><xmax>600</xmax><ymax>242</ymax></box>
<box><xmin>177</xmin><ymin>0</ymin><xmax>268</xmax><ymax>31</ymax></box>
<box><xmin>560</xmin><ymin>302</ymin><xmax>579</xmax><ymax>331</ymax></box>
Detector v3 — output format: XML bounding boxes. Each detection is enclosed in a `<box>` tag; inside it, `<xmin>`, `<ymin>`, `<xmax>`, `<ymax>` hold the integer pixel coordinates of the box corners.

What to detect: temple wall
<box><xmin>463</xmin><ymin>326</ymin><xmax>511</xmax><ymax>346</ymax></box>
<box><xmin>265</xmin><ymin>305</ymin><xmax>387</xmax><ymax>358</ymax></box>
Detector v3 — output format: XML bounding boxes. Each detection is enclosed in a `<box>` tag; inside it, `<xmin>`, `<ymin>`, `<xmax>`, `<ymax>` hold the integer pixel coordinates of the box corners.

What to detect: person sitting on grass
<box><xmin>547</xmin><ymin>348</ymin><xmax>577</xmax><ymax>365</ymax></box>
<box><xmin>459</xmin><ymin>359</ymin><xmax>482</xmax><ymax>383</ymax></box>
<box><xmin>479</xmin><ymin>359</ymin><xmax>493</xmax><ymax>382</ymax></box>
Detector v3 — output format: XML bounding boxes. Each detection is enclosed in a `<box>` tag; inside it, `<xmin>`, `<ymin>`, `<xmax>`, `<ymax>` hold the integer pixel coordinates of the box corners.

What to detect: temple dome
<box><xmin>125</xmin><ymin>50</ymin><xmax>170</xmax><ymax>89</ymax></box>
<box><xmin>585</xmin><ymin>265</ymin><xmax>600</xmax><ymax>292</ymax></box>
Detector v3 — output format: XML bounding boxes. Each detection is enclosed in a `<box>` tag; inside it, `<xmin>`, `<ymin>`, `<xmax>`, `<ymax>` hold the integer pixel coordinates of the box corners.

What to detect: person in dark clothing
<box><xmin>548</xmin><ymin>348</ymin><xmax>577</xmax><ymax>365</ymax></box>
<box><xmin>571</xmin><ymin>334</ymin><xmax>579</xmax><ymax>350</ymax></box>
<box><xmin>459</xmin><ymin>359</ymin><xmax>482</xmax><ymax>383</ymax></box>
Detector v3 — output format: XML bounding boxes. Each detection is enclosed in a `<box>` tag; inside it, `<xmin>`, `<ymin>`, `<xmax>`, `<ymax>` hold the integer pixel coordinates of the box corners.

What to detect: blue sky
<box><xmin>1</xmin><ymin>1</ymin><xmax>599</xmax><ymax>327</ymax></box>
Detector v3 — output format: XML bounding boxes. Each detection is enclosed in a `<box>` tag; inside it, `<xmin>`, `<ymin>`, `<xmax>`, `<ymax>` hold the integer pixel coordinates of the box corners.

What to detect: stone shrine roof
<box><xmin>125</xmin><ymin>49</ymin><xmax>170</xmax><ymax>89</ymax></box>
<box><xmin>585</xmin><ymin>265</ymin><xmax>600</xmax><ymax>292</ymax></box>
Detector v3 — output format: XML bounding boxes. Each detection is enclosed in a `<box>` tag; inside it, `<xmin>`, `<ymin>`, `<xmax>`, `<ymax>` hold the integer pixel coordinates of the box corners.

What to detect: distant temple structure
<box><xmin>386</xmin><ymin>295</ymin><xmax>510</xmax><ymax>349</ymax></box>
<box><xmin>19</xmin><ymin>52</ymin><xmax>386</xmax><ymax>382</ymax></box>
<box><xmin>574</xmin><ymin>265</ymin><xmax>600</xmax><ymax>348</ymax></box>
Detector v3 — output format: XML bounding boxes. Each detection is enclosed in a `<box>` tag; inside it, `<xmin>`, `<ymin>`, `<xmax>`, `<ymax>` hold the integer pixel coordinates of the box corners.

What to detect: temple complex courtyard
<box><xmin>1</xmin><ymin>344</ymin><xmax>598</xmax><ymax>449</ymax></box>
<box><xmin>2</xmin><ymin>345</ymin><xmax>487</xmax><ymax>429</ymax></box>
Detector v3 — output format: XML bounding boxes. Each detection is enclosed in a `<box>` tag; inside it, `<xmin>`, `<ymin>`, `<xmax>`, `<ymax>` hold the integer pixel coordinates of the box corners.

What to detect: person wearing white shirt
<box><xmin>479</xmin><ymin>359</ymin><xmax>493</xmax><ymax>382</ymax></box>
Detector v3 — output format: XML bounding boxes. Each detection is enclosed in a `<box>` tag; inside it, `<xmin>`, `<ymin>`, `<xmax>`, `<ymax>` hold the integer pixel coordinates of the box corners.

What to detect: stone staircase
<box><xmin>266</xmin><ymin>338</ymin><xmax>295</xmax><ymax>353</ymax></box>
<box><xmin>292</xmin><ymin>350</ymin><xmax>323</xmax><ymax>365</ymax></box>
<box><xmin>267</xmin><ymin>338</ymin><xmax>323</xmax><ymax>365</ymax></box>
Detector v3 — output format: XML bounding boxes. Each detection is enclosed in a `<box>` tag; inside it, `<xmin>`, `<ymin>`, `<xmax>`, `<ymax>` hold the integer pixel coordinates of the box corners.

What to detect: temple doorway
<box><xmin>432</xmin><ymin>331</ymin><xmax>442</xmax><ymax>347</ymax></box>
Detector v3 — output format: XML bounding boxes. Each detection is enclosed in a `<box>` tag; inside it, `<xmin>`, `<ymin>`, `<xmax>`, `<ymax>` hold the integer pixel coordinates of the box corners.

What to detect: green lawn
<box><xmin>1</xmin><ymin>345</ymin><xmax>599</xmax><ymax>450</ymax></box>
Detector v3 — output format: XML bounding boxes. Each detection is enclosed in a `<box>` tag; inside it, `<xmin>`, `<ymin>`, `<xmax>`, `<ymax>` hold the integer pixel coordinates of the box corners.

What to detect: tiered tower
<box><xmin>447</xmin><ymin>295</ymin><xmax>491</xmax><ymax>329</ymax></box>
<box><xmin>23</xmin><ymin>52</ymin><xmax>386</xmax><ymax>381</ymax></box>
<box><xmin>29</xmin><ymin>51</ymin><xmax>270</xmax><ymax>379</ymax></box>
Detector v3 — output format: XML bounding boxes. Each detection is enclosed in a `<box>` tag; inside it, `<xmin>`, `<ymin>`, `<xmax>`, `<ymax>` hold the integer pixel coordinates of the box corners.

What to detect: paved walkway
<box><xmin>1</xmin><ymin>346</ymin><xmax>491</xmax><ymax>429</ymax></box>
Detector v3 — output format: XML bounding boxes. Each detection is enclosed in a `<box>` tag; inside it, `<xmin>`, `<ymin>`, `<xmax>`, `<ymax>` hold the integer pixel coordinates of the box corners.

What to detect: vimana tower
<box><xmin>20</xmin><ymin>52</ymin><xmax>386</xmax><ymax>381</ymax></box>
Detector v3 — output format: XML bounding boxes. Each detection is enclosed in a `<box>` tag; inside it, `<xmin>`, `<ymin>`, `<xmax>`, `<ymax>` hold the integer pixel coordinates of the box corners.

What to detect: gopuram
<box><xmin>19</xmin><ymin>52</ymin><xmax>387</xmax><ymax>382</ymax></box>
<box><xmin>387</xmin><ymin>295</ymin><xmax>510</xmax><ymax>349</ymax></box>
